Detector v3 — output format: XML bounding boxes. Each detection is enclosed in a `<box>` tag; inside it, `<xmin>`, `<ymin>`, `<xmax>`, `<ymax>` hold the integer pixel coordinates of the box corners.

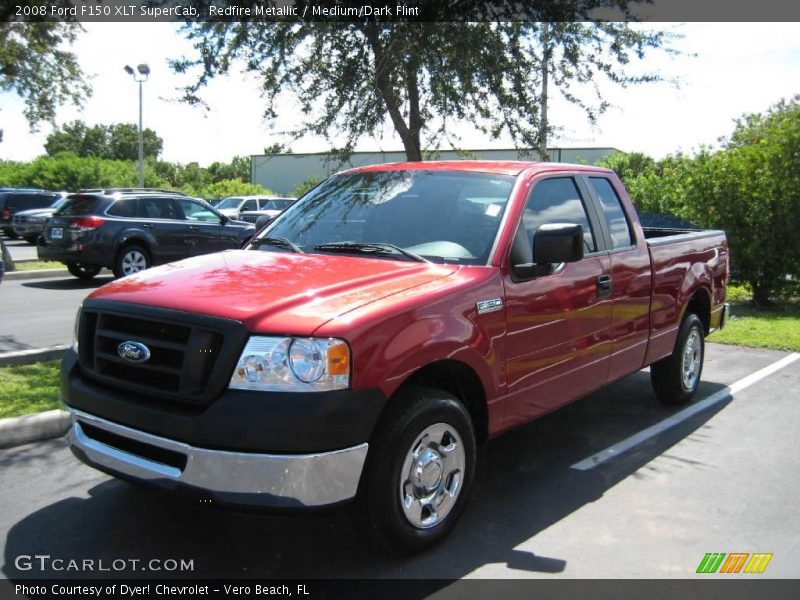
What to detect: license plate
<box><xmin>51</xmin><ymin>228</ymin><xmax>63</xmax><ymax>240</ymax></box>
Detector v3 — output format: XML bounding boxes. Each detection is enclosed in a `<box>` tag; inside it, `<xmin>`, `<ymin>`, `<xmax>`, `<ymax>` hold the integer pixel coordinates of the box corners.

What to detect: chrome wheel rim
<box><xmin>681</xmin><ymin>329</ymin><xmax>702</xmax><ymax>390</ymax></box>
<box><xmin>121</xmin><ymin>250</ymin><xmax>147</xmax><ymax>275</ymax></box>
<box><xmin>399</xmin><ymin>423</ymin><xmax>465</xmax><ymax>529</ymax></box>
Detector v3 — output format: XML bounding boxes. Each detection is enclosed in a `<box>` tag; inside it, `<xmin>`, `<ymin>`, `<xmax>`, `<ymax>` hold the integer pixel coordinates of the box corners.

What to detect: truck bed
<box><xmin>643</xmin><ymin>227</ymin><xmax>729</xmax><ymax>365</ymax></box>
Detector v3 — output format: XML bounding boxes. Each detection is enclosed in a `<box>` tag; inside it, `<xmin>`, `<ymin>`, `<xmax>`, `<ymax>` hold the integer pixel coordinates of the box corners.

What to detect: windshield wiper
<box><xmin>251</xmin><ymin>236</ymin><xmax>304</xmax><ymax>254</ymax></box>
<box><xmin>314</xmin><ymin>242</ymin><xmax>430</xmax><ymax>263</ymax></box>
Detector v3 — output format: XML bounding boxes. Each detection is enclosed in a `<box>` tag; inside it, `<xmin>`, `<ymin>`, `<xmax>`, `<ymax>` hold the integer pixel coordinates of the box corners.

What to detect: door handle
<box><xmin>597</xmin><ymin>274</ymin><xmax>613</xmax><ymax>298</ymax></box>
<box><xmin>189</xmin><ymin>225</ymin><xmax>200</xmax><ymax>231</ymax></box>
<box><xmin>142</xmin><ymin>223</ymin><xmax>153</xmax><ymax>229</ymax></box>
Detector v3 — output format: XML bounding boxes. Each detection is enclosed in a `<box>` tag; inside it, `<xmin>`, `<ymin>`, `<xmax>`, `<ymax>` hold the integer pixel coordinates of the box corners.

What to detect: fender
<box><xmin>113</xmin><ymin>229</ymin><xmax>157</xmax><ymax>256</ymax></box>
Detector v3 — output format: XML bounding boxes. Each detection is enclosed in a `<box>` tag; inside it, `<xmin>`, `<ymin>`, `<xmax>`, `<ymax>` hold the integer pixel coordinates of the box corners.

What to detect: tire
<box><xmin>24</xmin><ymin>235</ymin><xmax>39</xmax><ymax>245</ymax></box>
<box><xmin>113</xmin><ymin>244</ymin><xmax>151</xmax><ymax>278</ymax></box>
<box><xmin>3</xmin><ymin>228</ymin><xmax>19</xmax><ymax>240</ymax></box>
<box><xmin>67</xmin><ymin>263</ymin><xmax>101</xmax><ymax>280</ymax></box>
<box><xmin>651</xmin><ymin>313</ymin><xmax>705</xmax><ymax>405</ymax></box>
<box><xmin>355</xmin><ymin>386</ymin><xmax>476</xmax><ymax>554</ymax></box>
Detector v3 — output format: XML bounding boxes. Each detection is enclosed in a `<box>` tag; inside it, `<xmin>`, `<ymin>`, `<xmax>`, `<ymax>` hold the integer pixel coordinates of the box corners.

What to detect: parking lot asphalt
<box><xmin>1</xmin><ymin>343</ymin><xmax>798</xmax><ymax>580</ymax></box>
<box><xmin>0</xmin><ymin>273</ymin><xmax>112</xmax><ymax>353</ymax></box>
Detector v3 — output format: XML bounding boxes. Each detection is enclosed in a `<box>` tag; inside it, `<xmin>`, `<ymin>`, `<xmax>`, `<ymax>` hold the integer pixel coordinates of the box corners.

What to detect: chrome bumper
<box><xmin>68</xmin><ymin>409</ymin><xmax>368</xmax><ymax>508</ymax></box>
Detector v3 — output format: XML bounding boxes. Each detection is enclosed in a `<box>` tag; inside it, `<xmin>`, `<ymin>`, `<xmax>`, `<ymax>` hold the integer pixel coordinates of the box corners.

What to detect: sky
<box><xmin>1</xmin><ymin>22</ymin><xmax>799</xmax><ymax>166</ymax></box>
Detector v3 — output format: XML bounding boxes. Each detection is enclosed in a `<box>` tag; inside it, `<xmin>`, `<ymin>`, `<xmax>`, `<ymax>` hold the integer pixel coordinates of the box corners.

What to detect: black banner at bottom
<box><xmin>2</xmin><ymin>579</ymin><xmax>800</xmax><ymax>600</ymax></box>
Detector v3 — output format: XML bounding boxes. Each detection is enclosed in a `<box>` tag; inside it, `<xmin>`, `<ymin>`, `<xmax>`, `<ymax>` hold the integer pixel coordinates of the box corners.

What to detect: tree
<box><xmin>682</xmin><ymin>98</ymin><xmax>800</xmax><ymax>305</ymax></box>
<box><xmin>0</xmin><ymin>16</ymin><xmax>90</xmax><ymax>129</ymax></box>
<box><xmin>44</xmin><ymin>121</ymin><xmax>163</xmax><ymax>160</ymax></box>
<box><xmin>598</xmin><ymin>98</ymin><xmax>800</xmax><ymax>305</ymax></box>
<box><xmin>292</xmin><ymin>176</ymin><xmax>322</xmax><ymax>197</ymax></box>
<box><xmin>173</xmin><ymin>2</ymin><xmax>670</xmax><ymax>161</ymax></box>
<box><xmin>107</xmin><ymin>123</ymin><xmax>163</xmax><ymax>161</ymax></box>
<box><xmin>189</xmin><ymin>179</ymin><xmax>273</xmax><ymax>201</ymax></box>
<box><xmin>206</xmin><ymin>155</ymin><xmax>250</xmax><ymax>183</ymax></box>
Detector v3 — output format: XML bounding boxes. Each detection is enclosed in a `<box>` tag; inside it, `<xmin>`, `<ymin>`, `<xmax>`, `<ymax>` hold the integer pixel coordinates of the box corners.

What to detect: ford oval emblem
<box><xmin>117</xmin><ymin>341</ymin><xmax>151</xmax><ymax>364</ymax></box>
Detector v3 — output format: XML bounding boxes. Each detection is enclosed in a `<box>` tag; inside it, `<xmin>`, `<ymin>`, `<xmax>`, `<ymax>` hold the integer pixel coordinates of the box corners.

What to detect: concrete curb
<box><xmin>0</xmin><ymin>409</ymin><xmax>71</xmax><ymax>449</ymax></box>
<box><xmin>0</xmin><ymin>345</ymin><xmax>69</xmax><ymax>367</ymax></box>
<box><xmin>4</xmin><ymin>268</ymin><xmax>69</xmax><ymax>281</ymax></box>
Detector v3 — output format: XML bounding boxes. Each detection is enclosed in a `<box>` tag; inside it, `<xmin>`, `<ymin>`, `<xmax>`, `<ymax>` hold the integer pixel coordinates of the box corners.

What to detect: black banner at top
<box><xmin>4</xmin><ymin>0</ymin><xmax>800</xmax><ymax>23</ymax></box>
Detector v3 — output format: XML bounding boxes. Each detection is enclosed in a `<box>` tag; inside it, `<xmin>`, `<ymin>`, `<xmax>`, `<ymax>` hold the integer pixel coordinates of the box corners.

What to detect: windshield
<box><xmin>256</xmin><ymin>170</ymin><xmax>515</xmax><ymax>264</ymax></box>
<box><xmin>216</xmin><ymin>198</ymin><xmax>243</xmax><ymax>210</ymax></box>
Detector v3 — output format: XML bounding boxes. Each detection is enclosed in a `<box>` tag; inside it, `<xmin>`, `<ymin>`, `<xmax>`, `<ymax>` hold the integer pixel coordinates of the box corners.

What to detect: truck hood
<box><xmin>89</xmin><ymin>250</ymin><xmax>458</xmax><ymax>335</ymax></box>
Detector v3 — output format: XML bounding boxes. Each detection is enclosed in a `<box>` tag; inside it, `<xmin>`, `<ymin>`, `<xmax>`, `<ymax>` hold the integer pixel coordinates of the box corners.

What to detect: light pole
<box><xmin>124</xmin><ymin>64</ymin><xmax>150</xmax><ymax>188</ymax></box>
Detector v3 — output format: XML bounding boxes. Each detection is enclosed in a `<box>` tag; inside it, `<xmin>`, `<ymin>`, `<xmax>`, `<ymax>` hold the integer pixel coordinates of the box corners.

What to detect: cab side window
<box><xmin>589</xmin><ymin>177</ymin><xmax>633</xmax><ymax>249</ymax></box>
<box><xmin>513</xmin><ymin>177</ymin><xmax>597</xmax><ymax>265</ymax></box>
<box><xmin>241</xmin><ymin>199</ymin><xmax>258</xmax><ymax>211</ymax></box>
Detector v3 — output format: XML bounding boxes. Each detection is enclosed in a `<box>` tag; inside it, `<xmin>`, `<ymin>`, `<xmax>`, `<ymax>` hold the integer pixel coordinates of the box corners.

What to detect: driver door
<box><xmin>503</xmin><ymin>175</ymin><xmax>613</xmax><ymax>429</ymax></box>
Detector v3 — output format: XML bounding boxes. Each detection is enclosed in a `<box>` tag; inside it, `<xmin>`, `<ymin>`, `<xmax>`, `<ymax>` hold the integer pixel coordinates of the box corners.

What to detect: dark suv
<box><xmin>1</xmin><ymin>188</ymin><xmax>59</xmax><ymax>238</ymax></box>
<box><xmin>38</xmin><ymin>189</ymin><xmax>255</xmax><ymax>279</ymax></box>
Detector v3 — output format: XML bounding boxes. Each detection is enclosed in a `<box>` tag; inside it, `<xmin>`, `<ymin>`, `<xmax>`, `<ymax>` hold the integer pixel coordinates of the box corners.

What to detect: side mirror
<box><xmin>512</xmin><ymin>223</ymin><xmax>584</xmax><ymax>279</ymax></box>
<box><xmin>220</xmin><ymin>214</ymin><xmax>229</xmax><ymax>225</ymax></box>
<box><xmin>533</xmin><ymin>223</ymin><xmax>584</xmax><ymax>264</ymax></box>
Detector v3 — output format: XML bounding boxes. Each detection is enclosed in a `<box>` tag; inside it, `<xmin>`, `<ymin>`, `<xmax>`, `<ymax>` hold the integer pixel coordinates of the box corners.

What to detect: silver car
<box><xmin>12</xmin><ymin>193</ymin><xmax>69</xmax><ymax>244</ymax></box>
<box><xmin>214</xmin><ymin>195</ymin><xmax>295</xmax><ymax>223</ymax></box>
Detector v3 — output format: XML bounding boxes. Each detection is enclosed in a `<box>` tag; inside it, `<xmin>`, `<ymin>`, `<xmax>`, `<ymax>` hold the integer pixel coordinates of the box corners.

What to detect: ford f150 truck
<box><xmin>62</xmin><ymin>161</ymin><xmax>729</xmax><ymax>553</ymax></box>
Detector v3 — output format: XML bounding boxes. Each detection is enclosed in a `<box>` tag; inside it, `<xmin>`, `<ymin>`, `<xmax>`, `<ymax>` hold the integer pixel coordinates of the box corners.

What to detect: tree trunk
<box><xmin>751</xmin><ymin>280</ymin><xmax>772</xmax><ymax>307</ymax></box>
<box><xmin>362</xmin><ymin>25</ymin><xmax>423</xmax><ymax>162</ymax></box>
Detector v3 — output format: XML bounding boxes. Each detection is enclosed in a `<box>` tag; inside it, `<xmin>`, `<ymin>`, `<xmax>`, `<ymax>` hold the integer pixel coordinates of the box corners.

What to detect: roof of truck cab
<box><xmin>342</xmin><ymin>160</ymin><xmax>613</xmax><ymax>177</ymax></box>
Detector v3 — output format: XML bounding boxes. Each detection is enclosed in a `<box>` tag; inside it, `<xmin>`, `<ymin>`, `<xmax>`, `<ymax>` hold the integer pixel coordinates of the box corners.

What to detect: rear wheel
<box><xmin>651</xmin><ymin>313</ymin><xmax>705</xmax><ymax>405</ymax></box>
<box><xmin>67</xmin><ymin>263</ymin><xmax>101</xmax><ymax>280</ymax></box>
<box><xmin>113</xmin><ymin>244</ymin><xmax>150</xmax><ymax>278</ymax></box>
<box><xmin>355</xmin><ymin>386</ymin><xmax>476</xmax><ymax>554</ymax></box>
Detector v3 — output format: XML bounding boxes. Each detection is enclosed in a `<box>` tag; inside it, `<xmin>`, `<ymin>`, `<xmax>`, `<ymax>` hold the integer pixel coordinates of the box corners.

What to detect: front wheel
<box><xmin>113</xmin><ymin>245</ymin><xmax>150</xmax><ymax>278</ymax></box>
<box><xmin>355</xmin><ymin>386</ymin><xmax>476</xmax><ymax>554</ymax></box>
<box><xmin>67</xmin><ymin>263</ymin><xmax>101</xmax><ymax>279</ymax></box>
<box><xmin>651</xmin><ymin>313</ymin><xmax>705</xmax><ymax>405</ymax></box>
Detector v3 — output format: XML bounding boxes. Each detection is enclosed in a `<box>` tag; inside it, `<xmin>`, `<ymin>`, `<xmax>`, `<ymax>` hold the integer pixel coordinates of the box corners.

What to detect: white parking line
<box><xmin>570</xmin><ymin>352</ymin><xmax>800</xmax><ymax>471</ymax></box>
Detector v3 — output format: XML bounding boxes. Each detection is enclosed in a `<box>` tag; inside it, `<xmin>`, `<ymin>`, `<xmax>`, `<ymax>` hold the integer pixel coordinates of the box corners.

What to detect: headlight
<box><xmin>72</xmin><ymin>305</ymin><xmax>82</xmax><ymax>352</ymax></box>
<box><xmin>229</xmin><ymin>336</ymin><xmax>350</xmax><ymax>392</ymax></box>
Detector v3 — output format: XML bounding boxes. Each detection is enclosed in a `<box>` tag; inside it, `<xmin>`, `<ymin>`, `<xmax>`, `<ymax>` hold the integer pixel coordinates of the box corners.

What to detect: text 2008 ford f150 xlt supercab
<box><xmin>62</xmin><ymin>161</ymin><xmax>729</xmax><ymax>552</ymax></box>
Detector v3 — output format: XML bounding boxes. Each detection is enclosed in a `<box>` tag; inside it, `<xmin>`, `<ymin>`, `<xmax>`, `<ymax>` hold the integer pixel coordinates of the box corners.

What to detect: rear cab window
<box><xmin>588</xmin><ymin>177</ymin><xmax>634</xmax><ymax>249</ymax></box>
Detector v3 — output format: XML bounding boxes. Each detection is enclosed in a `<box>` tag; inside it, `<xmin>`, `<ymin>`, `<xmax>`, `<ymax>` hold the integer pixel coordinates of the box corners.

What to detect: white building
<box><xmin>250</xmin><ymin>147</ymin><xmax>621</xmax><ymax>195</ymax></box>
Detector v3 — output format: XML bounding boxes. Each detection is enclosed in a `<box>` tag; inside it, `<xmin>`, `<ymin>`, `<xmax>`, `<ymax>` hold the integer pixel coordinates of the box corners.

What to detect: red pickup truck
<box><xmin>62</xmin><ymin>161</ymin><xmax>729</xmax><ymax>552</ymax></box>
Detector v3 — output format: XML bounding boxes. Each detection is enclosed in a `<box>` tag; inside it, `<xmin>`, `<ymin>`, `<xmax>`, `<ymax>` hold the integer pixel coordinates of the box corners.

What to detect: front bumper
<box><xmin>68</xmin><ymin>409</ymin><xmax>368</xmax><ymax>508</ymax></box>
<box><xmin>12</xmin><ymin>223</ymin><xmax>43</xmax><ymax>236</ymax></box>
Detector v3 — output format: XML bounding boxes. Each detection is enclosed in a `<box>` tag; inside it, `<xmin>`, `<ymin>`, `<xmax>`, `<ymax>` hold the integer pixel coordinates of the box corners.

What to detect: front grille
<box><xmin>78</xmin><ymin>302</ymin><xmax>246</xmax><ymax>405</ymax></box>
<box><xmin>239</xmin><ymin>214</ymin><xmax>259</xmax><ymax>223</ymax></box>
<box><xmin>12</xmin><ymin>215</ymin><xmax>26</xmax><ymax>225</ymax></box>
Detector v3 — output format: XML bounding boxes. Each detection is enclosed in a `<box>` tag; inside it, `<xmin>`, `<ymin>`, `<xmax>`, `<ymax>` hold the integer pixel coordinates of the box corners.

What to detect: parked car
<box><xmin>11</xmin><ymin>193</ymin><xmax>70</xmax><ymax>244</ymax></box>
<box><xmin>237</xmin><ymin>197</ymin><xmax>296</xmax><ymax>224</ymax></box>
<box><xmin>214</xmin><ymin>195</ymin><xmax>295</xmax><ymax>221</ymax></box>
<box><xmin>61</xmin><ymin>162</ymin><xmax>728</xmax><ymax>553</ymax></box>
<box><xmin>38</xmin><ymin>188</ymin><xmax>254</xmax><ymax>279</ymax></box>
<box><xmin>0</xmin><ymin>189</ymin><xmax>57</xmax><ymax>238</ymax></box>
